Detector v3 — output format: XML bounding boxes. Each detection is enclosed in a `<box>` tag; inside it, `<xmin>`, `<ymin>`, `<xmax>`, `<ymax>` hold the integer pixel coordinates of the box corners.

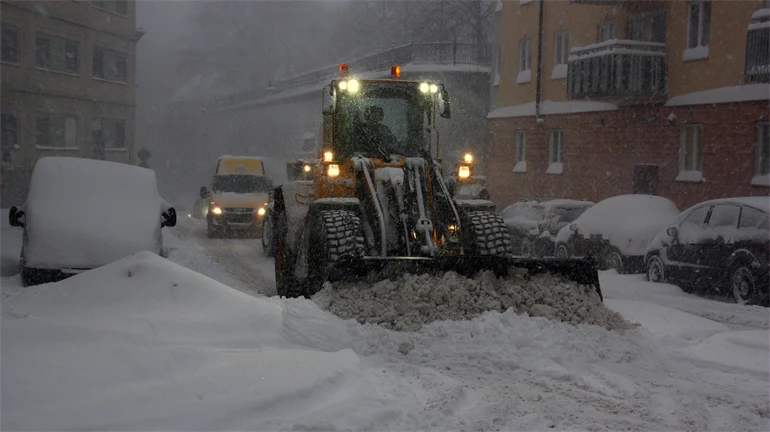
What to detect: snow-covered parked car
<box><xmin>501</xmin><ymin>198</ymin><xmax>594</xmax><ymax>257</ymax></box>
<box><xmin>645</xmin><ymin>197</ymin><xmax>769</xmax><ymax>306</ymax></box>
<box><xmin>8</xmin><ymin>157</ymin><xmax>177</xmax><ymax>286</ymax></box>
<box><xmin>554</xmin><ymin>194</ymin><xmax>680</xmax><ymax>274</ymax></box>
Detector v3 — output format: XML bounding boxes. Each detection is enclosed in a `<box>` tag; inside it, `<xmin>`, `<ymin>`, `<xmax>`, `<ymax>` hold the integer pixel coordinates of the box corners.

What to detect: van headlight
<box><xmin>211</xmin><ymin>206</ymin><xmax>222</xmax><ymax>215</ymax></box>
<box><xmin>257</xmin><ymin>207</ymin><xmax>266</xmax><ymax>216</ymax></box>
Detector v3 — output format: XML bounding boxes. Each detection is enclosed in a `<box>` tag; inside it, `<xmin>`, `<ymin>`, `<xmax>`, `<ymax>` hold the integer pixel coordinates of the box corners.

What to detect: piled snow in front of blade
<box><xmin>314</xmin><ymin>271</ymin><xmax>633</xmax><ymax>332</ymax></box>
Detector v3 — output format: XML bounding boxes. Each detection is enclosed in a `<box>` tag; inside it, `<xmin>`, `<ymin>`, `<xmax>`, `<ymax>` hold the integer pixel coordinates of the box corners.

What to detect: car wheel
<box><xmin>604</xmin><ymin>250</ymin><xmax>624</xmax><ymax>274</ymax></box>
<box><xmin>520</xmin><ymin>237</ymin><xmax>533</xmax><ymax>257</ymax></box>
<box><xmin>555</xmin><ymin>244</ymin><xmax>569</xmax><ymax>259</ymax></box>
<box><xmin>730</xmin><ymin>266</ymin><xmax>757</xmax><ymax>305</ymax></box>
<box><xmin>646</xmin><ymin>255</ymin><xmax>666</xmax><ymax>283</ymax></box>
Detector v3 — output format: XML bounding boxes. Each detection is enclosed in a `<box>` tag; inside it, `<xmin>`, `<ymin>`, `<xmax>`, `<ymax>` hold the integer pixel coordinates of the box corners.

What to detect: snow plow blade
<box><xmin>332</xmin><ymin>256</ymin><xmax>603</xmax><ymax>301</ymax></box>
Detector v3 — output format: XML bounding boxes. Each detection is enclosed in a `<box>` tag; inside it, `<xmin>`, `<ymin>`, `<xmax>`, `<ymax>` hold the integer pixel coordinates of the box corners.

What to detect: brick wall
<box><xmin>487</xmin><ymin>101</ymin><xmax>770</xmax><ymax>212</ymax></box>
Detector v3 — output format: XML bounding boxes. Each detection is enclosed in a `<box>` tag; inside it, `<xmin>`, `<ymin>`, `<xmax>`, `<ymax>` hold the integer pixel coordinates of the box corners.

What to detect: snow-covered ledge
<box><xmin>551</xmin><ymin>64</ymin><xmax>568</xmax><ymax>80</ymax></box>
<box><xmin>520</xmin><ymin>0</ymin><xmax>534</xmax><ymax>5</ymax></box>
<box><xmin>546</xmin><ymin>162</ymin><xmax>563</xmax><ymax>175</ymax></box>
<box><xmin>751</xmin><ymin>174</ymin><xmax>770</xmax><ymax>187</ymax></box>
<box><xmin>682</xmin><ymin>46</ymin><xmax>709</xmax><ymax>62</ymax></box>
<box><xmin>513</xmin><ymin>161</ymin><xmax>527</xmax><ymax>173</ymax></box>
<box><xmin>676</xmin><ymin>170</ymin><xmax>705</xmax><ymax>183</ymax></box>
<box><xmin>517</xmin><ymin>69</ymin><xmax>532</xmax><ymax>84</ymax></box>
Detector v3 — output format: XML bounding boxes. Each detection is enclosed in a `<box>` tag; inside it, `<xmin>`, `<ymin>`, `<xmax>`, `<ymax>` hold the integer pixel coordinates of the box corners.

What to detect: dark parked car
<box><xmin>554</xmin><ymin>195</ymin><xmax>680</xmax><ymax>273</ymax></box>
<box><xmin>501</xmin><ymin>199</ymin><xmax>594</xmax><ymax>257</ymax></box>
<box><xmin>645</xmin><ymin>197</ymin><xmax>769</xmax><ymax>306</ymax></box>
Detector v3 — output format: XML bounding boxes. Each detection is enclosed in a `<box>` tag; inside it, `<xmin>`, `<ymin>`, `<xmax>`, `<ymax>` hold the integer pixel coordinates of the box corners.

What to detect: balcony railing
<box><xmin>203</xmin><ymin>41</ymin><xmax>490</xmax><ymax>111</ymax></box>
<box><xmin>567</xmin><ymin>39</ymin><xmax>666</xmax><ymax>100</ymax></box>
<box><xmin>746</xmin><ymin>10</ymin><xmax>770</xmax><ymax>83</ymax></box>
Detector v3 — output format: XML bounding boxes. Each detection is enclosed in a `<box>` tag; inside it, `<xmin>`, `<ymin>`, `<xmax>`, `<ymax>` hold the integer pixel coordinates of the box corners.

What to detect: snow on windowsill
<box><xmin>36</xmin><ymin>67</ymin><xmax>80</xmax><ymax>78</ymax></box>
<box><xmin>520</xmin><ymin>0</ymin><xmax>534</xmax><ymax>5</ymax></box>
<box><xmin>751</xmin><ymin>174</ymin><xmax>770</xmax><ymax>187</ymax></box>
<box><xmin>751</xmin><ymin>8</ymin><xmax>770</xmax><ymax>20</ymax></box>
<box><xmin>105</xmin><ymin>148</ymin><xmax>128</xmax><ymax>152</ymax></box>
<box><xmin>546</xmin><ymin>162</ymin><xmax>563</xmax><ymax>175</ymax></box>
<box><xmin>495</xmin><ymin>0</ymin><xmax>502</xmax><ymax>12</ymax></box>
<box><xmin>749</xmin><ymin>20</ymin><xmax>770</xmax><ymax>30</ymax></box>
<box><xmin>492</xmin><ymin>74</ymin><xmax>500</xmax><ymax>87</ymax></box>
<box><xmin>551</xmin><ymin>64</ymin><xmax>568</xmax><ymax>80</ymax></box>
<box><xmin>35</xmin><ymin>146</ymin><xmax>80</xmax><ymax>151</ymax></box>
<box><xmin>676</xmin><ymin>171</ymin><xmax>705</xmax><ymax>183</ymax></box>
<box><xmin>93</xmin><ymin>77</ymin><xmax>127</xmax><ymax>86</ymax></box>
<box><xmin>665</xmin><ymin>83</ymin><xmax>770</xmax><ymax>106</ymax></box>
<box><xmin>516</xmin><ymin>69</ymin><xmax>532</xmax><ymax>84</ymax></box>
<box><xmin>513</xmin><ymin>161</ymin><xmax>527</xmax><ymax>173</ymax></box>
<box><xmin>682</xmin><ymin>46</ymin><xmax>709</xmax><ymax>62</ymax></box>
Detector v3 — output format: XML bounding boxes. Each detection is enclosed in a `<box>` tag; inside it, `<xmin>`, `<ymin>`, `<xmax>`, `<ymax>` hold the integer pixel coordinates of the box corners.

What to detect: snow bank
<box><xmin>1</xmin><ymin>252</ymin><xmax>388</xmax><ymax>431</ymax></box>
<box><xmin>684</xmin><ymin>330</ymin><xmax>770</xmax><ymax>376</ymax></box>
<box><xmin>24</xmin><ymin>157</ymin><xmax>165</xmax><ymax>269</ymax></box>
<box><xmin>314</xmin><ymin>271</ymin><xmax>633</xmax><ymax>332</ymax></box>
<box><xmin>560</xmin><ymin>194</ymin><xmax>680</xmax><ymax>256</ymax></box>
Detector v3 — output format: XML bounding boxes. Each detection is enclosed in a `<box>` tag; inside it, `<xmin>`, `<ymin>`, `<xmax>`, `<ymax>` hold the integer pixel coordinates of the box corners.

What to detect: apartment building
<box><xmin>0</xmin><ymin>0</ymin><xmax>141</xmax><ymax>206</ymax></box>
<box><xmin>486</xmin><ymin>0</ymin><xmax>769</xmax><ymax>211</ymax></box>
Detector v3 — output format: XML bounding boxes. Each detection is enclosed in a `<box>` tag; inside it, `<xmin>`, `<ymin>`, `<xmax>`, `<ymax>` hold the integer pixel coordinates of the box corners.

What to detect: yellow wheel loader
<box><xmin>271</xmin><ymin>65</ymin><xmax>601</xmax><ymax>299</ymax></box>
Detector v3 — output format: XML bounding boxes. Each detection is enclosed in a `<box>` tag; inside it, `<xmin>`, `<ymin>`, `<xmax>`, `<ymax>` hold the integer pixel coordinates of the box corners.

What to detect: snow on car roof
<box><xmin>687</xmin><ymin>196</ymin><xmax>770</xmax><ymax>212</ymax></box>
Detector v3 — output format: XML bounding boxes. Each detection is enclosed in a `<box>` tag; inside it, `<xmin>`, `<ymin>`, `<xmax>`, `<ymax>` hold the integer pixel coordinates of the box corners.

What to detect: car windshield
<box><xmin>553</xmin><ymin>206</ymin><xmax>591</xmax><ymax>223</ymax></box>
<box><xmin>212</xmin><ymin>175</ymin><xmax>269</xmax><ymax>194</ymax></box>
<box><xmin>335</xmin><ymin>82</ymin><xmax>430</xmax><ymax>159</ymax></box>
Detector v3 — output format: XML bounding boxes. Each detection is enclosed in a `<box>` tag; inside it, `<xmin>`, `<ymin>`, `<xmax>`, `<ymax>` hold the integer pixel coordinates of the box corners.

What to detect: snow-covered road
<box><xmin>1</xmin><ymin>216</ymin><xmax>768</xmax><ymax>431</ymax></box>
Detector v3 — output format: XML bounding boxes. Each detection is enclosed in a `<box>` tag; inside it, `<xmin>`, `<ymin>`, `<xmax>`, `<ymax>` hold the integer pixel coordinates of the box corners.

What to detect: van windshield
<box><xmin>212</xmin><ymin>175</ymin><xmax>269</xmax><ymax>194</ymax></box>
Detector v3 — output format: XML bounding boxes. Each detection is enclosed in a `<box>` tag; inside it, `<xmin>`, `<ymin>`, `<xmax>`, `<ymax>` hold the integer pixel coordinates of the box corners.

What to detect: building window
<box><xmin>92</xmin><ymin>118</ymin><xmax>127</xmax><ymax>150</ymax></box>
<box><xmin>36</xmin><ymin>33</ymin><xmax>79</xmax><ymax>75</ymax></box>
<box><xmin>754</xmin><ymin>122</ymin><xmax>770</xmax><ymax>186</ymax></box>
<box><xmin>92</xmin><ymin>0</ymin><xmax>127</xmax><ymax>16</ymax></box>
<box><xmin>684</xmin><ymin>1</ymin><xmax>710</xmax><ymax>61</ymax></box>
<box><xmin>628</xmin><ymin>11</ymin><xmax>667</xmax><ymax>43</ymax></box>
<box><xmin>517</xmin><ymin>37</ymin><xmax>532</xmax><ymax>83</ymax></box>
<box><xmin>677</xmin><ymin>125</ymin><xmax>703</xmax><ymax>182</ymax></box>
<box><xmin>1</xmin><ymin>24</ymin><xmax>20</xmax><ymax>64</ymax></box>
<box><xmin>552</xmin><ymin>31</ymin><xmax>569</xmax><ymax>79</ymax></box>
<box><xmin>547</xmin><ymin>131</ymin><xmax>564</xmax><ymax>174</ymax></box>
<box><xmin>492</xmin><ymin>45</ymin><xmax>501</xmax><ymax>86</ymax></box>
<box><xmin>513</xmin><ymin>131</ymin><xmax>527</xmax><ymax>172</ymax></box>
<box><xmin>1</xmin><ymin>111</ymin><xmax>19</xmax><ymax>163</ymax></box>
<box><xmin>598</xmin><ymin>22</ymin><xmax>616</xmax><ymax>42</ymax></box>
<box><xmin>93</xmin><ymin>47</ymin><xmax>127</xmax><ymax>83</ymax></box>
<box><xmin>35</xmin><ymin>113</ymin><xmax>79</xmax><ymax>149</ymax></box>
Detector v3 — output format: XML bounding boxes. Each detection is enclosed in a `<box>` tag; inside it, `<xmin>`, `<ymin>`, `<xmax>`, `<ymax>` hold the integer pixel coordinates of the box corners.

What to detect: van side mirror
<box><xmin>161</xmin><ymin>207</ymin><xmax>177</xmax><ymax>228</ymax></box>
<box><xmin>666</xmin><ymin>227</ymin><xmax>678</xmax><ymax>237</ymax></box>
<box><xmin>438</xmin><ymin>86</ymin><xmax>451</xmax><ymax>119</ymax></box>
<box><xmin>199</xmin><ymin>186</ymin><xmax>209</xmax><ymax>199</ymax></box>
<box><xmin>8</xmin><ymin>206</ymin><xmax>24</xmax><ymax>228</ymax></box>
<box><xmin>322</xmin><ymin>85</ymin><xmax>336</xmax><ymax>115</ymax></box>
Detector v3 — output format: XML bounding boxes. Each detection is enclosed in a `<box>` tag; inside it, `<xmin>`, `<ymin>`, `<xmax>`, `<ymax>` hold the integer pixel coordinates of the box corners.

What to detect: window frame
<box><xmin>92</xmin><ymin>46</ymin><xmax>127</xmax><ymax>84</ymax></box>
<box><xmin>549</xmin><ymin>130</ymin><xmax>564</xmax><ymax>164</ymax></box>
<box><xmin>519</xmin><ymin>36</ymin><xmax>531</xmax><ymax>72</ymax></box>
<box><xmin>598</xmin><ymin>21</ymin><xmax>616</xmax><ymax>42</ymax></box>
<box><xmin>513</xmin><ymin>130</ymin><xmax>527</xmax><ymax>173</ymax></box>
<box><xmin>686</xmin><ymin>1</ymin><xmax>711</xmax><ymax>50</ymax></box>
<box><xmin>35</xmin><ymin>112</ymin><xmax>80</xmax><ymax>150</ymax></box>
<box><xmin>0</xmin><ymin>109</ymin><xmax>21</xmax><ymax>149</ymax></box>
<box><xmin>755</xmin><ymin>122</ymin><xmax>769</xmax><ymax>177</ymax></box>
<box><xmin>92</xmin><ymin>0</ymin><xmax>128</xmax><ymax>17</ymax></box>
<box><xmin>554</xmin><ymin>30</ymin><xmax>569</xmax><ymax>66</ymax></box>
<box><xmin>678</xmin><ymin>124</ymin><xmax>703</xmax><ymax>179</ymax></box>
<box><xmin>35</xmin><ymin>32</ymin><xmax>80</xmax><ymax>76</ymax></box>
<box><xmin>1</xmin><ymin>24</ymin><xmax>20</xmax><ymax>65</ymax></box>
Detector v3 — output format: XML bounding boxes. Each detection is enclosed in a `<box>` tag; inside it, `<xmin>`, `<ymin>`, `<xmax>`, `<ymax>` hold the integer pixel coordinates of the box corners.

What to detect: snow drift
<box><xmin>314</xmin><ymin>270</ymin><xmax>633</xmax><ymax>332</ymax></box>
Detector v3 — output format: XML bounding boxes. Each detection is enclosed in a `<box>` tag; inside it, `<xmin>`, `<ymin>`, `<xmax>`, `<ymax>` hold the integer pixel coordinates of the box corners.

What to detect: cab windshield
<box><xmin>335</xmin><ymin>82</ymin><xmax>431</xmax><ymax>159</ymax></box>
<box><xmin>212</xmin><ymin>175</ymin><xmax>269</xmax><ymax>194</ymax></box>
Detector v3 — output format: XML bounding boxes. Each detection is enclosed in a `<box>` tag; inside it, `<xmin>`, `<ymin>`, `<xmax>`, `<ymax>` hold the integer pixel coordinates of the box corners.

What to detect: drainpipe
<box><xmin>535</xmin><ymin>0</ymin><xmax>545</xmax><ymax>122</ymax></box>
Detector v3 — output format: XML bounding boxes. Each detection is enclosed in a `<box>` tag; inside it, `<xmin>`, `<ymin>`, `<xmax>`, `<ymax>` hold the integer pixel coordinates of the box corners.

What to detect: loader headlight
<box><xmin>447</xmin><ymin>224</ymin><xmax>457</xmax><ymax>235</ymax></box>
<box><xmin>257</xmin><ymin>207</ymin><xmax>266</xmax><ymax>216</ymax></box>
<box><xmin>419</xmin><ymin>82</ymin><xmax>430</xmax><ymax>93</ymax></box>
<box><xmin>323</xmin><ymin>151</ymin><xmax>333</xmax><ymax>163</ymax></box>
<box><xmin>429</xmin><ymin>84</ymin><xmax>438</xmax><ymax>93</ymax></box>
<box><xmin>458</xmin><ymin>165</ymin><xmax>471</xmax><ymax>179</ymax></box>
<box><xmin>328</xmin><ymin>164</ymin><xmax>340</xmax><ymax>177</ymax></box>
<box><xmin>211</xmin><ymin>206</ymin><xmax>222</xmax><ymax>215</ymax></box>
<box><xmin>464</xmin><ymin>153</ymin><xmax>473</xmax><ymax>164</ymax></box>
<box><xmin>347</xmin><ymin>79</ymin><xmax>360</xmax><ymax>93</ymax></box>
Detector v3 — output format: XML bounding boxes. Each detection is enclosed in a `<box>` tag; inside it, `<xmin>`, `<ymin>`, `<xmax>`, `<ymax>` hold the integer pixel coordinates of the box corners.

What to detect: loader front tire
<box><xmin>275</xmin><ymin>210</ymin><xmax>300</xmax><ymax>298</ymax></box>
<box><xmin>307</xmin><ymin>209</ymin><xmax>365</xmax><ymax>297</ymax></box>
<box><xmin>462</xmin><ymin>211</ymin><xmax>513</xmax><ymax>257</ymax></box>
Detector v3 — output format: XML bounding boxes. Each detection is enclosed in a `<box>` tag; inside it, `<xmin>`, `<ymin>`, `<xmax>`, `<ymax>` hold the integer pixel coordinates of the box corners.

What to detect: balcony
<box><xmin>567</xmin><ymin>39</ymin><xmax>666</xmax><ymax>101</ymax></box>
<box><xmin>746</xmin><ymin>9</ymin><xmax>770</xmax><ymax>83</ymax></box>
